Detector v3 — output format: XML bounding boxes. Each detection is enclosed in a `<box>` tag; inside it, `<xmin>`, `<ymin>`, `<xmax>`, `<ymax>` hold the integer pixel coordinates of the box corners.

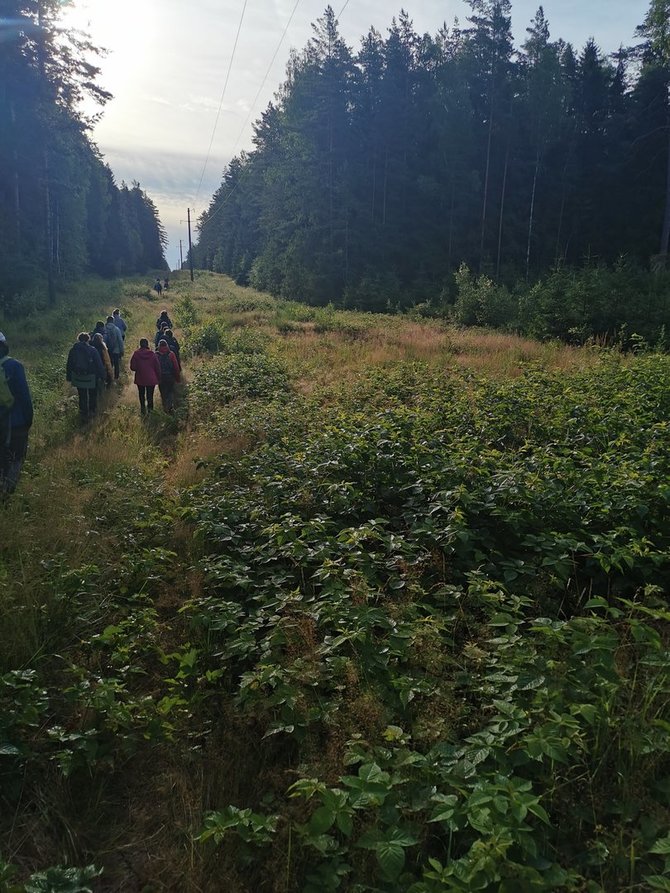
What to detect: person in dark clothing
<box><xmin>129</xmin><ymin>338</ymin><xmax>161</xmax><ymax>415</ymax></box>
<box><xmin>153</xmin><ymin>279</ymin><xmax>163</xmax><ymax>296</ymax></box>
<box><xmin>156</xmin><ymin>310</ymin><xmax>173</xmax><ymax>331</ymax></box>
<box><xmin>90</xmin><ymin>320</ymin><xmax>106</xmax><ymax>342</ymax></box>
<box><xmin>66</xmin><ymin>333</ymin><xmax>105</xmax><ymax>420</ymax></box>
<box><xmin>154</xmin><ymin>322</ymin><xmax>170</xmax><ymax>348</ymax></box>
<box><xmin>0</xmin><ymin>331</ymin><xmax>34</xmax><ymax>496</ymax></box>
<box><xmin>162</xmin><ymin>329</ymin><xmax>181</xmax><ymax>369</ymax></box>
<box><xmin>156</xmin><ymin>339</ymin><xmax>181</xmax><ymax>413</ymax></box>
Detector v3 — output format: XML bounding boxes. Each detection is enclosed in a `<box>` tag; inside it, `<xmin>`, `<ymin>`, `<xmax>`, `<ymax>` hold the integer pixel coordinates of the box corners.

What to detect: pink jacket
<box><xmin>130</xmin><ymin>347</ymin><xmax>161</xmax><ymax>386</ymax></box>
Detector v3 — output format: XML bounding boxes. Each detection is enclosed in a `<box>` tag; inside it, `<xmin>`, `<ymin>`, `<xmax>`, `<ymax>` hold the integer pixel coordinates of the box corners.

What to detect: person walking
<box><xmin>156</xmin><ymin>338</ymin><xmax>181</xmax><ymax>413</ymax></box>
<box><xmin>0</xmin><ymin>331</ymin><xmax>33</xmax><ymax>497</ymax></box>
<box><xmin>156</xmin><ymin>309</ymin><xmax>173</xmax><ymax>331</ymax></box>
<box><xmin>129</xmin><ymin>338</ymin><xmax>161</xmax><ymax>415</ymax></box>
<box><xmin>153</xmin><ymin>278</ymin><xmax>163</xmax><ymax>296</ymax></box>
<box><xmin>91</xmin><ymin>332</ymin><xmax>113</xmax><ymax>388</ymax></box>
<box><xmin>162</xmin><ymin>329</ymin><xmax>181</xmax><ymax>369</ymax></box>
<box><xmin>154</xmin><ymin>321</ymin><xmax>170</xmax><ymax>348</ymax></box>
<box><xmin>66</xmin><ymin>333</ymin><xmax>105</xmax><ymax>420</ymax></box>
<box><xmin>104</xmin><ymin>315</ymin><xmax>124</xmax><ymax>380</ymax></box>
<box><xmin>112</xmin><ymin>308</ymin><xmax>127</xmax><ymax>341</ymax></box>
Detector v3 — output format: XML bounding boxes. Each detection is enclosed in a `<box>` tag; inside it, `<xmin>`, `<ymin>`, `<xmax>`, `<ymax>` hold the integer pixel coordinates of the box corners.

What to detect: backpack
<box><xmin>157</xmin><ymin>351</ymin><xmax>174</xmax><ymax>381</ymax></box>
<box><xmin>0</xmin><ymin>356</ymin><xmax>15</xmax><ymax>418</ymax></box>
<box><xmin>72</xmin><ymin>345</ymin><xmax>94</xmax><ymax>377</ymax></box>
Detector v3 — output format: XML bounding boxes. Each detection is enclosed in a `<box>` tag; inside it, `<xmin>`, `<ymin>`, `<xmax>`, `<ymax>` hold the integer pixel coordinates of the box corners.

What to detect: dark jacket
<box><xmin>1</xmin><ymin>356</ymin><xmax>33</xmax><ymax>428</ymax></box>
<box><xmin>67</xmin><ymin>342</ymin><xmax>105</xmax><ymax>389</ymax></box>
<box><xmin>156</xmin><ymin>313</ymin><xmax>173</xmax><ymax>330</ymax></box>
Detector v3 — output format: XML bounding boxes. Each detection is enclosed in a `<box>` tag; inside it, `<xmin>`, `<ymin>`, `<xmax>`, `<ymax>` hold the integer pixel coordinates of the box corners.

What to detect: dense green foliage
<box><xmin>195</xmin><ymin>0</ymin><xmax>670</xmax><ymax>334</ymax></box>
<box><xmin>1</xmin><ymin>277</ymin><xmax>669</xmax><ymax>890</ymax></box>
<box><xmin>0</xmin><ymin>0</ymin><xmax>167</xmax><ymax>313</ymax></box>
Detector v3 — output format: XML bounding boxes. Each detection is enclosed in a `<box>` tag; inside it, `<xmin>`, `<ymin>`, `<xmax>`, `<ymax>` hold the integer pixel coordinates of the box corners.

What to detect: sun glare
<box><xmin>61</xmin><ymin>0</ymin><xmax>154</xmax><ymax>97</ymax></box>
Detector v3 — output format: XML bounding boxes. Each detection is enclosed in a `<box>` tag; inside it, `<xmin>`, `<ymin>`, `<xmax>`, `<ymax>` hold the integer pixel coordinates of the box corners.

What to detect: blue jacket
<box><xmin>104</xmin><ymin>323</ymin><xmax>124</xmax><ymax>356</ymax></box>
<box><xmin>1</xmin><ymin>356</ymin><xmax>34</xmax><ymax>429</ymax></box>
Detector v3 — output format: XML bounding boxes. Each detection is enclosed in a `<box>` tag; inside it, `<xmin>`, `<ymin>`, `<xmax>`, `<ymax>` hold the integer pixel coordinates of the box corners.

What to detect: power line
<box><xmin>193</xmin><ymin>0</ymin><xmax>248</xmax><ymax>210</ymax></box>
<box><xmin>197</xmin><ymin>0</ymin><xmax>301</xmax><ymax>236</ymax></box>
<box><xmin>197</xmin><ymin>0</ymin><xmax>353</xmax><ymax>237</ymax></box>
<box><xmin>228</xmin><ymin>0</ymin><xmax>301</xmax><ymax>161</ymax></box>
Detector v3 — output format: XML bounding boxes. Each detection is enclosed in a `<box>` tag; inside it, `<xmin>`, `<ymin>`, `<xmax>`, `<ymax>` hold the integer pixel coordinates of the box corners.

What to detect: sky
<box><xmin>61</xmin><ymin>0</ymin><xmax>650</xmax><ymax>270</ymax></box>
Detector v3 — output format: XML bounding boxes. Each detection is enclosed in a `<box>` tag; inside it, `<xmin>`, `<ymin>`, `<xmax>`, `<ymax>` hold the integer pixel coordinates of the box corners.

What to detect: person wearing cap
<box><xmin>0</xmin><ymin>331</ymin><xmax>34</xmax><ymax>496</ymax></box>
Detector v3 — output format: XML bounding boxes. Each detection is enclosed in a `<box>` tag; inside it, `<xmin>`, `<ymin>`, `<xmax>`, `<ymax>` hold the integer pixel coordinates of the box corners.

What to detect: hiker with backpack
<box><xmin>129</xmin><ymin>338</ymin><xmax>161</xmax><ymax>415</ymax></box>
<box><xmin>104</xmin><ymin>316</ymin><xmax>124</xmax><ymax>380</ymax></box>
<box><xmin>112</xmin><ymin>308</ymin><xmax>127</xmax><ymax>341</ymax></box>
<box><xmin>66</xmin><ymin>333</ymin><xmax>105</xmax><ymax>421</ymax></box>
<box><xmin>156</xmin><ymin>338</ymin><xmax>181</xmax><ymax>413</ymax></box>
<box><xmin>162</xmin><ymin>329</ymin><xmax>181</xmax><ymax>370</ymax></box>
<box><xmin>153</xmin><ymin>279</ymin><xmax>163</xmax><ymax>296</ymax></box>
<box><xmin>154</xmin><ymin>321</ymin><xmax>170</xmax><ymax>348</ymax></box>
<box><xmin>0</xmin><ymin>332</ymin><xmax>33</xmax><ymax>497</ymax></box>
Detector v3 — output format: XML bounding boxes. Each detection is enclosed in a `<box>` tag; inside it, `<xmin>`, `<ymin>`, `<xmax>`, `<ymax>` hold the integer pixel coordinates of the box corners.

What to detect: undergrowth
<box><xmin>1</xmin><ymin>272</ymin><xmax>669</xmax><ymax>892</ymax></box>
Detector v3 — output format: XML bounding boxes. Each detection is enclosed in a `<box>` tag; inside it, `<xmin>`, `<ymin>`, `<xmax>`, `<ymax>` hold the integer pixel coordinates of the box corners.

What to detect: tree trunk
<box><xmin>659</xmin><ymin>98</ymin><xmax>670</xmax><ymax>258</ymax></box>
<box><xmin>479</xmin><ymin>96</ymin><xmax>494</xmax><ymax>271</ymax></box>
<box><xmin>526</xmin><ymin>149</ymin><xmax>540</xmax><ymax>281</ymax></box>
<box><xmin>495</xmin><ymin>139</ymin><xmax>510</xmax><ymax>280</ymax></box>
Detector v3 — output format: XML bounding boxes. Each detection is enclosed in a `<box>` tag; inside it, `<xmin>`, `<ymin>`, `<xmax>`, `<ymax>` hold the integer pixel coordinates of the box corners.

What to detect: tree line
<box><xmin>0</xmin><ymin>0</ymin><xmax>166</xmax><ymax>314</ymax></box>
<box><xmin>194</xmin><ymin>0</ymin><xmax>670</xmax><ymax>338</ymax></box>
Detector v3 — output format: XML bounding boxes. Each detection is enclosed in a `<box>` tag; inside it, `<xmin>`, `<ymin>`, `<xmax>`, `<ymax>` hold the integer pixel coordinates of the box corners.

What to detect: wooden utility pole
<box><xmin>179</xmin><ymin>239</ymin><xmax>184</xmax><ymax>269</ymax></box>
<box><xmin>187</xmin><ymin>208</ymin><xmax>194</xmax><ymax>282</ymax></box>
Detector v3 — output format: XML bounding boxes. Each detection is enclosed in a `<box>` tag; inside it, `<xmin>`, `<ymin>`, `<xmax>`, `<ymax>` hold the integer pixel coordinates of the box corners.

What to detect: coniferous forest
<box><xmin>0</xmin><ymin>0</ymin><xmax>166</xmax><ymax>314</ymax></box>
<box><xmin>195</xmin><ymin>1</ymin><xmax>670</xmax><ymax>341</ymax></box>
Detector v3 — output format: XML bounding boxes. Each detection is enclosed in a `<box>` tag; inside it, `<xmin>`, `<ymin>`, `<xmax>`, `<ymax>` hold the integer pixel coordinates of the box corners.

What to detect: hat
<box><xmin>0</xmin><ymin>332</ymin><xmax>6</xmax><ymax>343</ymax></box>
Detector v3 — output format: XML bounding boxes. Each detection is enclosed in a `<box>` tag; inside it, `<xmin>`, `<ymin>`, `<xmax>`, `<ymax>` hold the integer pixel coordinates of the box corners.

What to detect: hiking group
<box><xmin>1</xmin><ymin>303</ymin><xmax>183</xmax><ymax>498</ymax></box>
<box><xmin>129</xmin><ymin>310</ymin><xmax>181</xmax><ymax>415</ymax></box>
<box><xmin>66</xmin><ymin>307</ymin><xmax>182</xmax><ymax>419</ymax></box>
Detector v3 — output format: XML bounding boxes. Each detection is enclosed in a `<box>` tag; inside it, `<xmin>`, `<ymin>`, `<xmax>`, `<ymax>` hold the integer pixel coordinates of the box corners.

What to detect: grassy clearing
<box><xmin>1</xmin><ymin>272</ymin><xmax>668</xmax><ymax>892</ymax></box>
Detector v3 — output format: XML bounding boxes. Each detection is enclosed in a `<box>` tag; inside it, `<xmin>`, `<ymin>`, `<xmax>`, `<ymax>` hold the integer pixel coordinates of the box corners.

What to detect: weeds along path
<box><xmin>0</xmin><ymin>276</ymin><xmax>216</xmax><ymax>888</ymax></box>
<box><xmin>5</xmin><ymin>272</ymin><xmax>668</xmax><ymax>892</ymax></box>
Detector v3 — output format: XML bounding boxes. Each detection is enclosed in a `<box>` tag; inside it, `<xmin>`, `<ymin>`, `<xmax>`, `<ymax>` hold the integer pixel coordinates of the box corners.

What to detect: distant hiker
<box><xmin>156</xmin><ymin>338</ymin><xmax>181</xmax><ymax>413</ymax></box>
<box><xmin>0</xmin><ymin>332</ymin><xmax>34</xmax><ymax>497</ymax></box>
<box><xmin>91</xmin><ymin>332</ymin><xmax>113</xmax><ymax>387</ymax></box>
<box><xmin>154</xmin><ymin>321</ymin><xmax>170</xmax><ymax>348</ymax></box>
<box><xmin>162</xmin><ymin>329</ymin><xmax>181</xmax><ymax>369</ymax></box>
<box><xmin>156</xmin><ymin>310</ymin><xmax>173</xmax><ymax>331</ymax></box>
<box><xmin>112</xmin><ymin>308</ymin><xmax>127</xmax><ymax>340</ymax></box>
<box><xmin>153</xmin><ymin>278</ymin><xmax>163</xmax><ymax>296</ymax></box>
<box><xmin>66</xmin><ymin>332</ymin><xmax>105</xmax><ymax>420</ymax></box>
<box><xmin>104</xmin><ymin>316</ymin><xmax>124</xmax><ymax>380</ymax></box>
<box><xmin>163</xmin><ymin>278</ymin><xmax>169</xmax><ymax>291</ymax></box>
<box><xmin>129</xmin><ymin>338</ymin><xmax>161</xmax><ymax>415</ymax></box>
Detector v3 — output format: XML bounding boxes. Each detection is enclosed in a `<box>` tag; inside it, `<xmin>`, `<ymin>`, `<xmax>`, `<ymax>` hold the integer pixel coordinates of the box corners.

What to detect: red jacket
<box><xmin>130</xmin><ymin>347</ymin><xmax>161</xmax><ymax>386</ymax></box>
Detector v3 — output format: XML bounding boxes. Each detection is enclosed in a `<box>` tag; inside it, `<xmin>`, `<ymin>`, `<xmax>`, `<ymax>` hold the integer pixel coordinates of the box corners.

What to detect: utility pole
<box><xmin>179</xmin><ymin>239</ymin><xmax>183</xmax><ymax>270</ymax></box>
<box><xmin>187</xmin><ymin>208</ymin><xmax>194</xmax><ymax>282</ymax></box>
